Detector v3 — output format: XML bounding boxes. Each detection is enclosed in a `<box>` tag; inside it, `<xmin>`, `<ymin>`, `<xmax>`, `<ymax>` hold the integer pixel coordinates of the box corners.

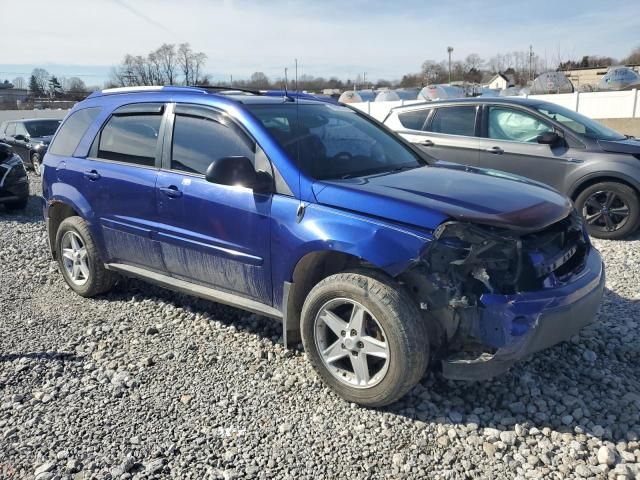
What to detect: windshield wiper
<box><xmin>339</xmin><ymin>164</ymin><xmax>419</xmax><ymax>180</ymax></box>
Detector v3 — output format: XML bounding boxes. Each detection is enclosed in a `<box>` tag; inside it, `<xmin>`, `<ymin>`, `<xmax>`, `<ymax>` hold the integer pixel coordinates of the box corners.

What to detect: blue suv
<box><xmin>42</xmin><ymin>86</ymin><xmax>605</xmax><ymax>407</ymax></box>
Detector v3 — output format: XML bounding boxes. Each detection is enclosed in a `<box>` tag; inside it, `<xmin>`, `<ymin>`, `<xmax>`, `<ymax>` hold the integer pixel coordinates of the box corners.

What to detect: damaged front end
<box><xmin>401</xmin><ymin>210</ymin><xmax>605</xmax><ymax>381</ymax></box>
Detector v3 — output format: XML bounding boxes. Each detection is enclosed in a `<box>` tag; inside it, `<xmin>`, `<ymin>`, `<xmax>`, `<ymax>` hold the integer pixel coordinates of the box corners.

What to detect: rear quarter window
<box><xmin>398</xmin><ymin>109</ymin><xmax>430</xmax><ymax>130</ymax></box>
<box><xmin>48</xmin><ymin>107</ymin><xmax>101</xmax><ymax>156</ymax></box>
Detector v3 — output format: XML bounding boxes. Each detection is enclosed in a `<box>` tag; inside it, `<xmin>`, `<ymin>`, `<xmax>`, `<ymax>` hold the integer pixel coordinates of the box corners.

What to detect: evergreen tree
<box><xmin>49</xmin><ymin>76</ymin><xmax>64</xmax><ymax>98</ymax></box>
<box><xmin>29</xmin><ymin>75</ymin><xmax>43</xmax><ymax>96</ymax></box>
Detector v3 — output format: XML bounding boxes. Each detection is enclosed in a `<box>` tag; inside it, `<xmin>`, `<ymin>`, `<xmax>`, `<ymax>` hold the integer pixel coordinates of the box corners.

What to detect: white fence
<box><xmin>0</xmin><ymin>109</ymin><xmax>69</xmax><ymax>123</ymax></box>
<box><xmin>350</xmin><ymin>89</ymin><xmax>640</xmax><ymax>122</ymax></box>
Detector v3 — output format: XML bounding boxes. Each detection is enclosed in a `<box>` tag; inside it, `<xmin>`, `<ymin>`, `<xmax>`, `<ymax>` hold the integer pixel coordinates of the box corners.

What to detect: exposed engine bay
<box><xmin>400</xmin><ymin>210</ymin><xmax>589</xmax><ymax>360</ymax></box>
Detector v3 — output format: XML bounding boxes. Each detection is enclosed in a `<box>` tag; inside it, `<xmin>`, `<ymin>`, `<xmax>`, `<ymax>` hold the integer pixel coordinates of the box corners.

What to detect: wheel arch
<box><xmin>47</xmin><ymin>200</ymin><xmax>82</xmax><ymax>259</ymax></box>
<box><xmin>569</xmin><ymin>173</ymin><xmax>640</xmax><ymax>201</ymax></box>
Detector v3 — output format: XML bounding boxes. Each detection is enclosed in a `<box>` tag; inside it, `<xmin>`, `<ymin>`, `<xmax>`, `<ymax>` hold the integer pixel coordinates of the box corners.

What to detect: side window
<box><xmin>171</xmin><ymin>114</ymin><xmax>254</xmax><ymax>175</ymax></box>
<box><xmin>398</xmin><ymin>109</ymin><xmax>430</xmax><ymax>130</ymax></box>
<box><xmin>96</xmin><ymin>114</ymin><xmax>162</xmax><ymax>167</ymax></box>
<box><xmin>488</xmin><ymin>107</ymin><xmax>552</xmax><ymax>143</ymax></box>
<box><xmin>15</xmin><ymin>123</ymin><xmax>29</xmax><ymax>137</ymax></box>
<box><xmin>49</xmin><ymin>107</ymin><xmax>101</xmax><ymax>156</ymax></box>
<box><xmin>429</xmin><ymin>106</ymin><xmax>477</xmax><ymax>136</ymax></box>
<box><xmin>5</xmin><ymin>123</ymin><xmax>16</xmax><ymax>137</ymax></box>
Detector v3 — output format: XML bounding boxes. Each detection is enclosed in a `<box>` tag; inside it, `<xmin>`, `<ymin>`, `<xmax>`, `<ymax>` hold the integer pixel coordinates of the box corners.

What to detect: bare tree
<box><xmin>112</xmin><ymin>43</ymin><xmax>208</xmax><ymax>87</ymax></box>
<box><xmin>154</xmin><ymin>44</ymin><xmax>178</xmax><ymax>85</ymax></box>
<box><xmin>66</xmin><ymin>77</ymin><xmax>87</xmax><ymax>93</ymax></box>
<box><xmin>247</xmin><ymin>72</ymin><xmax>270</xmax><ymax>89</ymax></box>
<box><xmin>31</xmin><ymin>68</ymin><xmax>50</xmax><ymax>93</ymax></box>
<box><xmin>623</xmin><ymin>46</ymin><xmax>640</xmax><ymax>64</ymax></box>
<box><xmin>178</xmin><ymin>43</ymin><xmax>208</xmax><ymax>85</ymax></box>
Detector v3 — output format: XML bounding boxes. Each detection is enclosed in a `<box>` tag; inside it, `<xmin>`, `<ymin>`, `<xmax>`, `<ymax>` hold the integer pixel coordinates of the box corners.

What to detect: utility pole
<box><xmin>447</xmin><ymin>46</ymin><xmax>454</xmax><ymax>84</ymax></box>
<box><xmin>363</xmin><ymin>72</ymin><xmax>367</xmax><ymax>89</ymax></box>
<box><xmin>529</xmin><ymin>45</ymin><xmax>534</xmax><ymax>82</ymax></box>
<box><xmin>230</xmin><ymin>74</ymin><xmax>233</xmax><ymax>86</ymax></box>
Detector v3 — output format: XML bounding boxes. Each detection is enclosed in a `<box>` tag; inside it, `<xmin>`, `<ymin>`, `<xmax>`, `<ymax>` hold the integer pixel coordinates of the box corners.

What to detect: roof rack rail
<box><xmin>194</xmin><ymin>85</ymin><xmax>263</xmax><ymax>95</ymax></box>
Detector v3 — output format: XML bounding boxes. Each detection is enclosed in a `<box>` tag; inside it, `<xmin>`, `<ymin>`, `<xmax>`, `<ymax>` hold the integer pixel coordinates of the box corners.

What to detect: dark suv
<box><xmin>42</xmin><ymin>86</ymin><xmax>604</xmax><ymax>407</ymax></box>
<box><xmin>0</xmin><ymin>118</ymin><xmax>61</xmax><ymax>175</ymax></box>
<box><xmin>385</xmin><ymin>98</ymin><xmax>640</xmax><ymax>240</ymax></box>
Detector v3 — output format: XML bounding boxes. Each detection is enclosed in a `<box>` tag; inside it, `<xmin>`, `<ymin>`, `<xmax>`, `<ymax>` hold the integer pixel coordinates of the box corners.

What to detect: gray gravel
<box><xmin>1</xmin><ymin>174</ymin><xmax>639</xmax><ymax>479</ymax></box>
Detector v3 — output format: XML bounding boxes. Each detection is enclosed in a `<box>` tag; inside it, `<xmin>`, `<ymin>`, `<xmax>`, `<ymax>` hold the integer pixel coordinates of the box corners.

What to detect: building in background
<box><xmin>486</xmin><ymin>73</ymin><xmax>513</xmax><ymax>90</ymax></box>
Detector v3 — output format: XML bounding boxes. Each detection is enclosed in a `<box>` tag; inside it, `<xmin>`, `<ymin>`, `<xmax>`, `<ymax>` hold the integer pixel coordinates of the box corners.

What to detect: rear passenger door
<box><xmin>154</xmin><ymin>103</ymin><xmax>273</xmax><ymax>304</ymax></box>
<box><xmin>80</xmin><ymin>103</ymin><xmax>166</xmax><ymax>271</ymax></box>
<box><xmin>396</xmin><ymin>105</ymin><xmax>481</xmax><ymax>166</ymax></box>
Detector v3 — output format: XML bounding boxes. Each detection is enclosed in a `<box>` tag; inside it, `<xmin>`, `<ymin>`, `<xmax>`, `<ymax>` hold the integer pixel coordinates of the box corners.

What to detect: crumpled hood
<box><xmin>598</xmin><ymin>138</ymin><xmax>640</xmax><ymax>155</ymax></box>
<box><xmin>313</xmin><ymin>164</ymin><xmax>572</xmax><ymax>232</ymax></box>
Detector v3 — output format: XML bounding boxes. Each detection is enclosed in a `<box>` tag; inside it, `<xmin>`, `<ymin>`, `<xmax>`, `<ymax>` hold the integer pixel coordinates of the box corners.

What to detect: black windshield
<box><xmin>23</xmin><ymin>120</ymin><xmax>61</xmax><ymax>137</ymax></box>
<box><xmin>246</xmin><ymin>103</ymin><xmax>425</xmax><ymax>180</ymax></box>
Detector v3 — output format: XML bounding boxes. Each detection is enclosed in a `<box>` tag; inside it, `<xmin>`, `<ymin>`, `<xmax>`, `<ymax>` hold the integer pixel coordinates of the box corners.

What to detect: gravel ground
<box><xmin>1</xmin><ymin>174</ymin><xmax>639</xmax><ymax>480</ymax></box>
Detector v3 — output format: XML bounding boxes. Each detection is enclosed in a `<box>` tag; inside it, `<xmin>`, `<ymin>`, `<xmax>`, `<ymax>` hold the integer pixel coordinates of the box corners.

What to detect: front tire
<box><xmin>55</xmin><ymin>216</ymin><xmax>116</xmax><ymax>297</ymax></box>
<box><xmin>575</xmin><ymin>182</ymin><xmax>639</xmax><ymax>240</ymax></box>
<box><xmin>301</xmin><ymin>271</ymin><xmax>429</xmax><ymax>407</ymax></box>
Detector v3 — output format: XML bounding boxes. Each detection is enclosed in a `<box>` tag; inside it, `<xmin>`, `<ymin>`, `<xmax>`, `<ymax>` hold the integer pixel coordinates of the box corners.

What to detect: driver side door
<box><xmin>476</xmin><ymin>105</ymin><xmax>570</xmax><ymax>190</ymax></box>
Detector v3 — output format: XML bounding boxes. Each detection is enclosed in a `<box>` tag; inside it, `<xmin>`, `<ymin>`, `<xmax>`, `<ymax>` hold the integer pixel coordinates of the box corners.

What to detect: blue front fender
<box><xmin>271</xmin><ymin>196</ymin><xmax>436</xmax><ymax>309</ymax></box>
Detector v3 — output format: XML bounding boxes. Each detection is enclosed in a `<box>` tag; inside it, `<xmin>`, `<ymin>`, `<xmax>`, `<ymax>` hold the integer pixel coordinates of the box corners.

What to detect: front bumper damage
<box><xmin>403</xmin><ymin>211</ymin><xmax>605</xmax><ymax>381</ymax></box>
<box><xmin>442</xmin><ymin>247</ymin><xmax>604</xmax><ymax>380</ymax></box>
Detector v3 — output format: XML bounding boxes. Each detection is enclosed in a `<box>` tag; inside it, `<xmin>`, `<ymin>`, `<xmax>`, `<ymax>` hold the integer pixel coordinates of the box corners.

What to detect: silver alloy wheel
<box><xmin>314</xmin><ymin>298</ymin><xmax>390</xmax><ymax>389</ymax></box>
<box><xmin>61</xmin><ymin>231</ymin><xmax>90</xmax><ymax>286</ymax></box>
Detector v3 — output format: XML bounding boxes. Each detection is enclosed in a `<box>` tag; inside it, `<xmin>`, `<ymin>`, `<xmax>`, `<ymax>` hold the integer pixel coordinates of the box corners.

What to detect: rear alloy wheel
<box><xmin>576</xmin><ymin>182</ymin><xmax>640</xmax><ymax>240</ymax></box>
<box><xmin>55</xmin><ymin>216</ymin><xmax>117</xmax><ymax>297</ymax></box>
<box><xmin>31</xmin><ymin>153</ymin><xmax>42</xmax><ymax>175</ymax></box>
<box><xmin>301</xmin><ymin>271</ymin><xmax>429</xmax><ymax>407</ymax></box>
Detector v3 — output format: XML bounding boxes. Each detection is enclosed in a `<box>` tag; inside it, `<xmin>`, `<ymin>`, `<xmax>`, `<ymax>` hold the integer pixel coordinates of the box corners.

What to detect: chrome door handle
<box><xmin>418</xmin><ymin>139</ymin><xmax>434</xmax><ymax>147</ymax></box>
<box><xmin>159</xmin><ymin>185</ymin><xmax>183</xmax><ymax>198</ymax></box>
<box><xmin>83</xmin><ymin>170</ymin><xmax>101</xmax><ymax>181</ymax></box>
<box><xmin>485</xmin><ymin>146</ymin><xmax>504</xmax><ymax>154</ymax></box>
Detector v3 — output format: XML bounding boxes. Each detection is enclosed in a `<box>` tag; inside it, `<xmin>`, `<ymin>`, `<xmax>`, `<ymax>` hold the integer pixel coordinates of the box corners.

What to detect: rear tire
<box><xmin>55</xmin><ymin>216</ymin><xmax>116</xmax><ymax>297</ymax></box>
<box><xmin>301</xmin><ymin>270</ymin><xmax>429</xmax><ymax>407</ymax></box>
<box><xmin>575</xmin><ymin>181</ymin><xmax>639</xmax><ymax>240</ymax></box>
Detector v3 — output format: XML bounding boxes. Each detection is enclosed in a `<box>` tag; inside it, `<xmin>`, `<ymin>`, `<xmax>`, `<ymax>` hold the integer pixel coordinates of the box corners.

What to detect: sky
<box><xmin>1</xmin><ymin>0</ymin><xmax>639</xmax><ymax>86</ymax></box>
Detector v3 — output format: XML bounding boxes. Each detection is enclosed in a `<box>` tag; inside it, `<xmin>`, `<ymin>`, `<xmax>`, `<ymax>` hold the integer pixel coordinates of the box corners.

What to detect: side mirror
<box><xmin>205</xmin><ymin>156</ymin><xmax>271</xmax><ymax>192</ymax></box>
<box><xmin>537</xmin><ymin>131</ymin><xmax>561</xmax><ymax>146</ymax></box>
<box><xmin>14</xmin><ymin>134</ymin><xmax>27</xmax><ymax>142</ymax></box>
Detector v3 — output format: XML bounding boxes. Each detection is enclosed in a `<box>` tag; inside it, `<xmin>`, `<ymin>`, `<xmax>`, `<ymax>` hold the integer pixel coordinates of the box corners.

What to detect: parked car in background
<box><xmin>384</xmin><ymin>98</ymin><xmax>640</xmax><ymax>239</ymax></box>
<box><xmin>0</xmin><ymin>118</ymin><xmax>61</xmax><ymax>175</ymax></box>
<box><xmin>0</xmin><ymin>143</ymin><xmax>29</xmax><ymax>211</ymax></box>
<box><xmin>42</xmin><ymin>86</ymin><xmax>604</xmax><ymax>407</ymax></box>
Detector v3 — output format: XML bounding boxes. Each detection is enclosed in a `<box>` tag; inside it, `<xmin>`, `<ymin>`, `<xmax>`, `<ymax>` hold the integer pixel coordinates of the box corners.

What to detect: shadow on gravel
<box><xmin>0</xmin><ymin>193</ymin><xmax>44</xmax><ymax>224</ymax></box>
<box><xmin>101</xmin><ymin>277</ymin><xmax>287</xmax><ymax>344</ymax></box>
<box><xmin>0</xmin><ymin>352</ymin><xmax>82</xmax><ymax>362</ymax></box>
<box><xmin>383</xmin><ymin>287</ymin><xmax>639</xmax><ymax>443</ymax></box>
